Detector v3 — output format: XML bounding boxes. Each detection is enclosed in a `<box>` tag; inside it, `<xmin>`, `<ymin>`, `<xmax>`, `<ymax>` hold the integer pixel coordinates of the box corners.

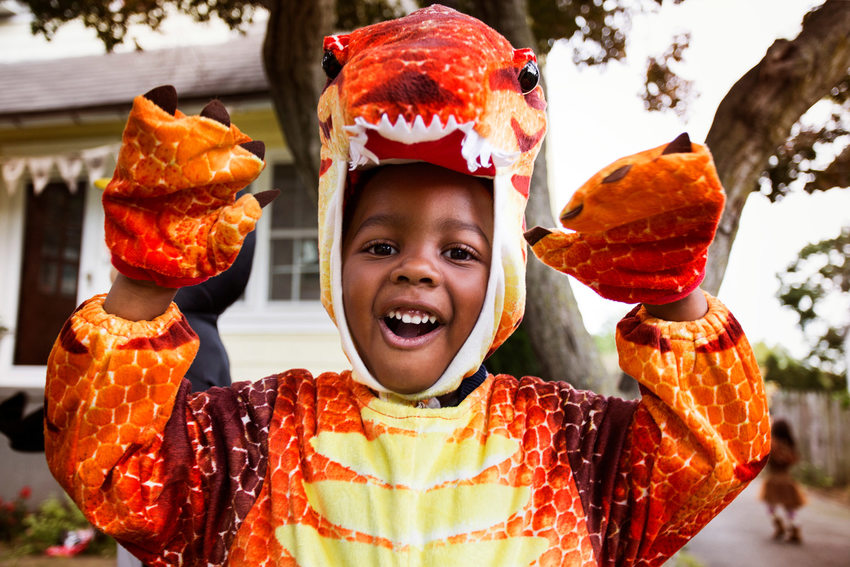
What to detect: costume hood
<box><xmin>316</xmin><ymin>5</ymin><xmax>547</xmax><ymax>400</ymax></box>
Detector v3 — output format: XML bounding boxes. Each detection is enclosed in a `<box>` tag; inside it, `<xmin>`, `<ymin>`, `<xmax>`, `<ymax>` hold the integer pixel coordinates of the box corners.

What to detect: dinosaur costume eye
<box><xmin>322</xmin><ymin>50</ymin><xmax>343</xmax><ymax>79</ymax></box>
<box><xmin>517</xmin><ymin>61</ymin><xmax>539</xmax><ymax>94</ymax></box>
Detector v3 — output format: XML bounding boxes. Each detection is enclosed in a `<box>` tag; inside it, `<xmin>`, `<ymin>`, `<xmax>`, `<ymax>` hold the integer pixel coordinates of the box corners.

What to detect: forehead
<box><xmin>347</xmin><ymin>164</ymin><xmax>493</xmax><ymax>228</ymax></box>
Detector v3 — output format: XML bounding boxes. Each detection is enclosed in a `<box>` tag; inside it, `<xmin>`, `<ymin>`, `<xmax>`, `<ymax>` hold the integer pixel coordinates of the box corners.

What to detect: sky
<box><xmin>3</xmin><ymin>0</ymin><xmax>848</xmax><ymax>357</ymax></box>
<box><xmin>543</xmin><ymin>0</ymin><xmax>850</xmax><ymax>357</ymax></box>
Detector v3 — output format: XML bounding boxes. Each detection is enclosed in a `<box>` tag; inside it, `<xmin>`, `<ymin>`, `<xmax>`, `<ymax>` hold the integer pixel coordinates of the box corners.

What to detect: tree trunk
<box><xmin>468</xmin><ymin>0</ymin><xmax>612</xmax><ymax>392</ymax></box>
<box><xmin>703</xmin><ymin>0</ymin><xmax>850</xmax><ymax>293</ymax></box>
<box><xmin>523</xmin><ymin>150</ymin><xmax>614</xmax><ymax>392</ymax></box>
<box><xmin>262</xmin><ymin>0</ymin><xmax>334</xmax><ymax>193</ymax></box>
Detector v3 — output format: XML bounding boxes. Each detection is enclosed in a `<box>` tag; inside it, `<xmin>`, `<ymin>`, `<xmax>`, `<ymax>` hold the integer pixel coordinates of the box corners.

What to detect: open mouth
<box><xmin>383</xmin><ymin>309</ymin><xmax>441</xmax><ymax>339</ymax></box>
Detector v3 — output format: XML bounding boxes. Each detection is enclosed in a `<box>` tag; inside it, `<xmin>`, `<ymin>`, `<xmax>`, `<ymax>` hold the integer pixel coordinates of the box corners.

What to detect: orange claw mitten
<box><xmin>103</xmin><ymin>85</ymin><xmax>276</xmax><ymax>288</ymax></box>
<box><xmin>525</xmin><ymin>133</ymin><xmax>725</xmax><ymax>304</ymax></box>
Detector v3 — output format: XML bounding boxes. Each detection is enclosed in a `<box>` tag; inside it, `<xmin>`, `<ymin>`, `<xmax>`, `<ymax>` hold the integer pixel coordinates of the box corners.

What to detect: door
<box><xmin>13</xmin><ymin>181</ymin><xmax>86</xmax><ymax>365</ymax></box>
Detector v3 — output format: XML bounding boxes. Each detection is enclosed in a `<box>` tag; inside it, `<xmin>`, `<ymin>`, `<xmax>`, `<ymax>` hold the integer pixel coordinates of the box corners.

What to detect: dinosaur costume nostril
<box><xmin>143</xmin><ymin>85</ymin><xmax>178</xmax><ymax>115</ymax></box>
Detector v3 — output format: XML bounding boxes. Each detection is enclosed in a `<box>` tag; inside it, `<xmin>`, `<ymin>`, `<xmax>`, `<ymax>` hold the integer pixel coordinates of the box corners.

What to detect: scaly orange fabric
<box><xmin>45</xmin><ymin>294</ymin><xmax>769</xmax><ymax>566</ymax></box>
<box><xmin>103</xmin><ymin>86</ymin><xmax>266</xmax><ymax>288</ymax></box>
<box><xmin>526</xmin><ymin>134</ymin><xmax>725</xmax><ymax>304</ymax></box>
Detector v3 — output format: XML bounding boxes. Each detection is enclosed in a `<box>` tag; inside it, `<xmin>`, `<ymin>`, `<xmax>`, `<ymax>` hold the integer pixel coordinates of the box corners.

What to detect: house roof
<box><xmin>0</xmin><ymin>32</ymin><xmax>270</xmax><ymax>121</ymax></box>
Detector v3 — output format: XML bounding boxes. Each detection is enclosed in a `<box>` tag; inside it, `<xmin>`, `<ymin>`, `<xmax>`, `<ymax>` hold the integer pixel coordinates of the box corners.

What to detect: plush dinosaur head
<box><xmin>316</xmin><ymin>5</ymin><xmax>547</xmax><ymax>399</ymax></box>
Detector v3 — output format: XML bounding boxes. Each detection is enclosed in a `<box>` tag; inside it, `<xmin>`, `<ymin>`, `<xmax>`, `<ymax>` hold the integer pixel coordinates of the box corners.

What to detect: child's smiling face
<box><xmin>342</xmin><ymin>164</ymin><xmax>493</xmax><ymax>395</ymax></box>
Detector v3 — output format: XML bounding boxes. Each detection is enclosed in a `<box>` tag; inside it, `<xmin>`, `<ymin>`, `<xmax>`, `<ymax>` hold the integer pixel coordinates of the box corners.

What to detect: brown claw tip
<box><xmin>254</xmin><ymin>189</ymin><xmax>280</xmax><ymax>209</ymax></box>
<box><xmin>143</xmin><ymin>85</ymin><xmax>177</xmax><ymax>115</ymax></box>
<box><xmin>559</xmin><ymin>203</ymin><xmax>584</xmax><ymax>222</ymax></box>
<box><xmin>662</xmin><ymin>132</ymin><xmax>692</xmax><ymax>155</ymax></box>
<box><xmin>240</xmin><ymin>141</ymin><xmax>265</xmax><ymax>160</ymax></box>
<box><xmin>200</xmin><ymin>99</ymin><xmax>230</xmax><ymax>127</ymax></box>
<box><xmin>523</xmin><ymin>226</ymin><xmax>551</xmax><ymax>246</ymax></box>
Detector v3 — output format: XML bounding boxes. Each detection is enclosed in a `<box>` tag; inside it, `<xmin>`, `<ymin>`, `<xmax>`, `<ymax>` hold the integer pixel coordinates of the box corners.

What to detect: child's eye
<box><xmin>445</xmin><ymin>245</ymin><xmax>478</xmax><ymax>262</ymax></box>
<box><xmin>366</xmin><ymin>242</ymin><xmax>396</xmax><ymax>256</ymax></box>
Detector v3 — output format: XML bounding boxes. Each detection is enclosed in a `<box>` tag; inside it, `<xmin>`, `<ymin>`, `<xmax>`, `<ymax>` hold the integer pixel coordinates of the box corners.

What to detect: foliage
<box><xmin>18</xmin><ymin>495</ymin><xmax>90</xmax><ymax>554</ymax></box>
<box><xmin>758</xmin><ymin>106</ymin><xmax>850</xmax><ymax>202</ymax></box>
<box><xmin>21</xmin><ymin>0</ymin><xmax>260</xmax><ymax>52</ymax></box>
<box><xmin>20</xmin><ymin>0</ymin><xmax>697</xmax><ymax>115</ymax></box>
<box><xmin>669</xmin><ymin>550</ymin><xmax>706</xmax><ymax>567</ymax></box>
<box><xmin>0</xmin><ymin>486</ymin><xmax>31</xmax><ymax>543</ymax></box>
<box><xmin>776</xmin><ymin>227</ymin><xmax>850</xmax><ymax>378</ymax></box>
<box><xmin>761</xmin><ymin>347</ymin><xmax>845</xmax><ymax>391</ymax></box>
<box><xmin>486</xmin><ymin>322</ymin><xmax>542</xmax><ymax>378</ymax></box>
<box><xmin>796</xmin><ymin>460</ymin><xmax>836</xmax><ymax>489</ymax></box>
<box><xmin>642</xmin><ymin>32</ymin><xmax>692</xmax><ymax>116</ymax></box>
<box><xmin>336</xmin><ymin>0</ymin><xmax>406</xmax><ymax>31</ymax></box>
<box><xmin>0</xmin><ymin>491</ymin><xmax>115</xmax><ymax>558</ymax></box>
<box><xmin>523</xmin><ymin>0</ymin><xmax>684</xmax><ymax>64</ymax></box>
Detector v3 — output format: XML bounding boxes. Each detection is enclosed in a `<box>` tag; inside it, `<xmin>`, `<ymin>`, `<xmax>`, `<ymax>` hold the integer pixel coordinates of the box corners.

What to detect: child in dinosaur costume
<box><xmin>44</xmin><ymin>5</ymin><xmax>769</xmax><ymax>566</ymax></box>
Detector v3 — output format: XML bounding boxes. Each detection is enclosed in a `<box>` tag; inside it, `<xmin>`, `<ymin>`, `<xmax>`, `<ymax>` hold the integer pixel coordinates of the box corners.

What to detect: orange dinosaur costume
<box><xmin>45</xmin><ymin>6</ymin><xmax>769</xmax><ymax>566</ymax></box>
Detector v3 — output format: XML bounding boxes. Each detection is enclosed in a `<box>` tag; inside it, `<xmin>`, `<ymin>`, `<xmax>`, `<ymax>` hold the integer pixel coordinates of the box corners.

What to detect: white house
<box><xmin>0</xmin><ymin>11</ymin><xmax>349</xmax><ymax>395</ymax></box>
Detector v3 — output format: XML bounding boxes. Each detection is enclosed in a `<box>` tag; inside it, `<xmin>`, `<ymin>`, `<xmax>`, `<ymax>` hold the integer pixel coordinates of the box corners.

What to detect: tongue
<box><xmin>394</xmin><ymin>321</ymin><xmax>424</xmax><ymax>338</ymax></box>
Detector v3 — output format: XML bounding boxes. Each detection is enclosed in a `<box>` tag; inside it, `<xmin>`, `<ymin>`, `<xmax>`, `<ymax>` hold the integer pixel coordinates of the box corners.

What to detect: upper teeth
<box><xmin>387</xmin><ymin>310</ymin><xmax>437</xmax><ymax>325</ymax></box>
<box><xmin>345</xmin><ymin>114</ymin><xmax>520</xmax><ymax>172</ymax></box>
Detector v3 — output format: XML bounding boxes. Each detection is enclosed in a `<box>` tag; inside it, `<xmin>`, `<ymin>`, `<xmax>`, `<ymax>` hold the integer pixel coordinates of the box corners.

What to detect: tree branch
<box><xmin>703</xmin><ymin>0</ymin><xmax>850</xmax><ymax>292</ymax></box>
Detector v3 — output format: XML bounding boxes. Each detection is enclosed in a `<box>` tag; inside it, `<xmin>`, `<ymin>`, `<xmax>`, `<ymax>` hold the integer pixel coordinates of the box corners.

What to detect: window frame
<box><xmin>219</xmin><ymin>152</ymin><xmax>334</xmax><ymax>335</ymax></box>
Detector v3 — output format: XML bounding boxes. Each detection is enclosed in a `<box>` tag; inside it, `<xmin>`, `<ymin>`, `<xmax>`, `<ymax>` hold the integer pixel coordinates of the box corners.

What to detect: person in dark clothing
<box><xmin>174</xmin><ymin>228</ymin><xmax>256</xmax><ymax>391</ymax></box>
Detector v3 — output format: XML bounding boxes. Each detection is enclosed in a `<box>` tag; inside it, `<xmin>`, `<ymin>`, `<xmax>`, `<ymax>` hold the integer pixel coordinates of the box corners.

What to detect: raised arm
<box><xmin>44</xmin><ymin>86</ymin><xmax>275</xmax><ymax>564</ymax></box>
<box><xmin>607</xmin><ymin>294</ymin><xmax>769</xmax><ymax>564</ymax></box>
<box><xmin>526</xmin><ymin>134</ymin><xmax>770</xmax><ymax>564</ymax></box>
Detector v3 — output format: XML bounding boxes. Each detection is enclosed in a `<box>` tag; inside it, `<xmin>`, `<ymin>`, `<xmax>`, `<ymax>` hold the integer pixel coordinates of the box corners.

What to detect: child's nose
<box><xmin>390</xmin><ymin>254</ymin><xmax>441</xmax><ymax>286</ymax></box>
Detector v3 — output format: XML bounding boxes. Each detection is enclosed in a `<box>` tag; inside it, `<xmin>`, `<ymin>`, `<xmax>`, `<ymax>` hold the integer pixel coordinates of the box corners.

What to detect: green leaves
<box><xmin>777</xmin><ymin>226</ymin><xmax>850</xmax><ymax>380</ymax></box>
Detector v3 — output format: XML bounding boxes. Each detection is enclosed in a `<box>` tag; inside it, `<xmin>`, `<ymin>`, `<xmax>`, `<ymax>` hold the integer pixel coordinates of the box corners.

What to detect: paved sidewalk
<box><xmin>682</xmin><ymin>477</ymin><xmax>850</xmax><ymax>566</ymax></box>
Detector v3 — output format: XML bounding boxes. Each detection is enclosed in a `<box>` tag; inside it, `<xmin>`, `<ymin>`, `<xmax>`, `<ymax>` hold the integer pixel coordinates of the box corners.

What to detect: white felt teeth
<box><xmin>387</xmin><ymin>310</ymin><xmax>438</xmax><ymax>325</ymax></box>
<box><xmin>345</xmin><ymin>113</ymin><xmax>519</xmax><ymax>172</ymax></box>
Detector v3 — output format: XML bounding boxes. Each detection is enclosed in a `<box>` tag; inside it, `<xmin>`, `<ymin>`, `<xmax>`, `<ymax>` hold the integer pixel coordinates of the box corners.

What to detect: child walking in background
<box><xmin>761</xmin><ymin>418</ymin><xmax>806</xmax><ymax>543</ymax></box>
<box><xmin>44</xmin><ymin>5</ymin><xmax>770</xmax><ymax>566</ymax></box>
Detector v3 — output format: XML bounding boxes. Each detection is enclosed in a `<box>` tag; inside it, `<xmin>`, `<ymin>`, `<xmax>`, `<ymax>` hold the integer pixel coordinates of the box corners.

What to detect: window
<box><xmin>14</xmin><ymin>181</ymin><xmax>86</xmax><ymax>365</ymax></box>
<box><xmin>268</xmin><ymin>164</ymin><xmax>320</xmax><ymax>301</ymax></box>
